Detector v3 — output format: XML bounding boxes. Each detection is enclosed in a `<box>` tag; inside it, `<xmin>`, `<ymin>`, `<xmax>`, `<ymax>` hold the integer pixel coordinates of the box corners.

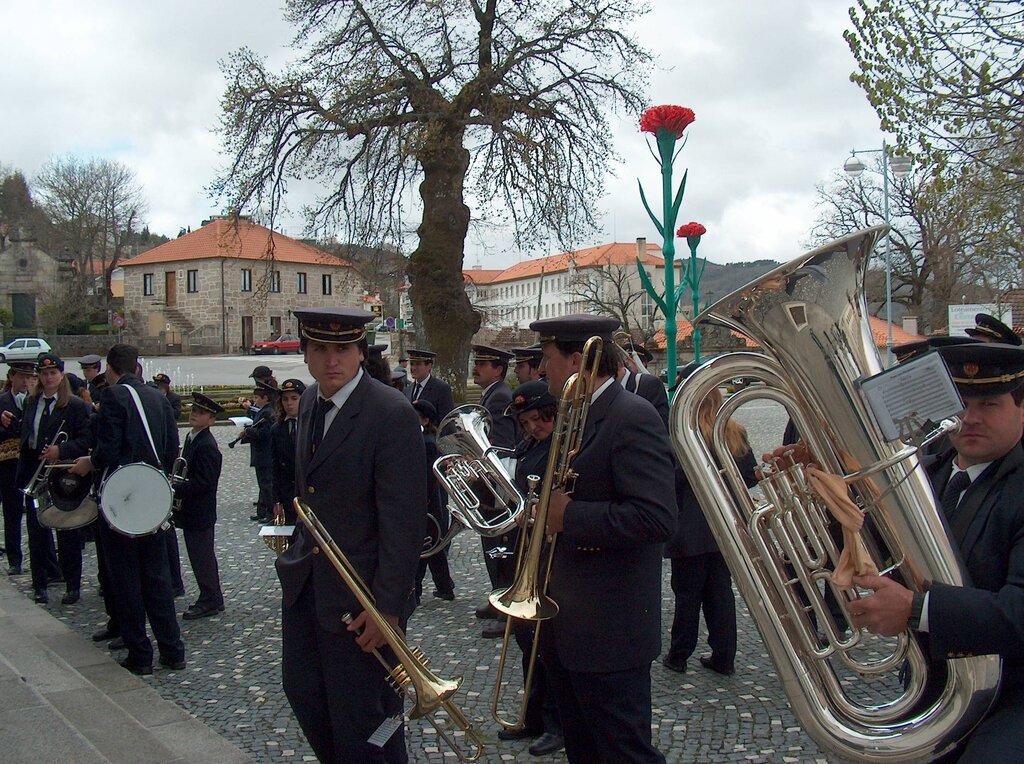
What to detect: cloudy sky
<box><xmin>1</xmin><ymin>1</ymin><xmax>888</xmax><ymax>269</ymax></box>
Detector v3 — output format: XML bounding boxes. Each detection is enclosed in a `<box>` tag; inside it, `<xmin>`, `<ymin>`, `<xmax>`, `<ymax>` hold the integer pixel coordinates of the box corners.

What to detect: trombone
<box><xmin>488</xmin><ymin>336</ymin><xmax>603</xmax><ymax>729</ymax></box>
<box><xmin>293</xmin><ymin>498</ymin><xmax>483</xmax><ymax>761</ymax></box>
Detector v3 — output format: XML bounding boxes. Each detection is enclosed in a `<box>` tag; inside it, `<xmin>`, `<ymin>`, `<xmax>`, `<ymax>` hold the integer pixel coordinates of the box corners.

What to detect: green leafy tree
<box><xmin>214</xmin><ymin>0</ymin><xmax>650</xmax><ymax>391</ymax></box>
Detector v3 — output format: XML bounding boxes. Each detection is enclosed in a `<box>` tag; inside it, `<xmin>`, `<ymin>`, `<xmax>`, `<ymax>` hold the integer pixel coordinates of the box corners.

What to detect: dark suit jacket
<box><xmin>624</xmin><ymin>371</ymin><xmax>670</xmax><ymax>430</ymax></box>
<box><xmin>16</xmin><ymin>393</ymin><xmax>93</xmax><ymax>486</ymax></box>
<box><xmin>926</xmin><ymin>445</ymin><xmax>1024</xmax><ymax>694</ymax></box>
<box><xmin>166</xmin><ymin>391</ymin><xmax>182</xmax><ymax>420</ymax></box>
<box><xmin>276</xmin><ymin>371</ymin><xmax>427</xmax><ymax>631</ymax></box>
<box><xmin>90</xmin><ymin>375</ymin><xmax>179</xmax><ymax>476</ymax></box>
<box><xmin>173</xmin><ymin>427</ymin><xmax>222</xmax><ymax>531</ymax></box>
<box><xmin>244</xmin><ymin>405</ymin><xmax>275</xmax><ymax>469</ymax></box>
<box><xmin>271</xmin><ymin>418</ymin><xmax>298</xmax><ymax>524</ymax></box>
<box><xmin>481</xmin><ymin>379</ymin><xmax>518</xmax><ymax>450</ymax></box>
<box><xmin>547</xmin><ymin>381</ymin><xmax>677</xmax><ymax>672</ymax></box>
<box><xmin>405</xmin><ymin>375</ymin><xmax>455</xmax><ymax>420</ymax></box>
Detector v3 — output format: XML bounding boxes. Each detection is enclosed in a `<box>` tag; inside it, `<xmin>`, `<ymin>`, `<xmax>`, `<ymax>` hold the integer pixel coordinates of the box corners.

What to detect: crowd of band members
<box><xmin>0</xmin><ymin>309</ymin><xmax>1021</xmax><ymax>762</ymax></box>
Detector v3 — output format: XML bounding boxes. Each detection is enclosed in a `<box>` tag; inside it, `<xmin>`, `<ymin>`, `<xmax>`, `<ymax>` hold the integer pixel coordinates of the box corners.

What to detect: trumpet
<box><xmin>170</xmin><ymin>455</ymin><xmax>188</xmax><ymax>513</ymax></box>
<box><xmin>489</xmin><ymin>336</ymin><xmax>603</xmax><ymax>730</ymax></box>
<box><xmin>21</xmin><ymin>430</ymin><xmax>68</xmax><ymax>504</ymax></box>
<box><xmin>293</xmin><ymin>498</ymin><xmax>482</xmax><ymax>760</ymax></box>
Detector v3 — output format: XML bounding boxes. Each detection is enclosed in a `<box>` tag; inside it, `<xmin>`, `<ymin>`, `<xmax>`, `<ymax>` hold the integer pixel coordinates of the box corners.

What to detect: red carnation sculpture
<box><xmin>639</xmin><ymin>105</ymin><xmax>696</xmax><ymax>139</ymax></box>
<box><xmin>676</xmin><ymin>222</ymin><xmax>706</xmax><ymax>239</ymax></box>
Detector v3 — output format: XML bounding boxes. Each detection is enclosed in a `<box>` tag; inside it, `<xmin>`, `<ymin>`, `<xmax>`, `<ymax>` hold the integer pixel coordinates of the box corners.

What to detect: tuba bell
<box><xmin>426</xmin><ymin>405</ymin><xmax>524</xmax><ymax>558</ymax></box>
<box><xmin>669</xmin><ymin>226</ymin><xmax>1000</xmax><ymax>762</ymax></box>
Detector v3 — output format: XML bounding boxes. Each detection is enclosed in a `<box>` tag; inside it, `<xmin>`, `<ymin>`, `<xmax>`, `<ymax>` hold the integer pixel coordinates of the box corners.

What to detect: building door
<box><xmin>165</xmin><ymin>271</ymin><xmax>177</xmax><ymax>306</ymax></box>
<box><xmin>242</xmin><ymin>316</ymin><xmax>253</xmax><ymax>351</ymax></box>
<box><xmin>11</xmin><ymin>294</ymin><xmax>35</xmax><ymax>328</ymax></box>
<box><xmin>270</xmin><ymin>316</ymin><xmax>282</xmax><ymax>338</ymax></box>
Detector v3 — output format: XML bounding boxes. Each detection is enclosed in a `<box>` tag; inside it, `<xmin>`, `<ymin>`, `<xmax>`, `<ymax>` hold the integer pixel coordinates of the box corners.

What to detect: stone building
<box><xmin>121</xmin><ymin>216</ymin><xmax>361</xmax><ymax>354</ymax></box>
<box><xmin>0</xmin><ymin>226</ymin><xmax>66</xmax><ymax>330</ymax></box>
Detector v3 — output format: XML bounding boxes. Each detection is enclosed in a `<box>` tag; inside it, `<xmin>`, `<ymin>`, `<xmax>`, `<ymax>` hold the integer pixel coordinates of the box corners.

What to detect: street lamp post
<box><xmin>843</xmin><ymin>140</ymin><xmax>912</xmax><ymax>366</ymax></box>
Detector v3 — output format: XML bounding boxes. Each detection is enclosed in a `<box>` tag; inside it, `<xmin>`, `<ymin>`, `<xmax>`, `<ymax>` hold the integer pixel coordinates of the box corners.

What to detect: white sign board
<box><xmin>948</xmin><ymin>304</ymin><xmax>1012</xmax><ymax>337</ymax></box>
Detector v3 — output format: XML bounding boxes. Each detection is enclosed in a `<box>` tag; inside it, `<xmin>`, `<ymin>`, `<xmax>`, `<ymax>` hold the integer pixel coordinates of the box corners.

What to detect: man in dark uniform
<box><xmin>277</xmin><ymin>307</ymin><xmax>427</xmax><ymax>763</ymax></box>
<box><xmin>173</xmin><ymin>392</ymin><xmax>225</xmax><ymax>620</ymax></box>
<box><xmin>529</xmin><ymin>314</ymin><xmax>677</xmax><ymax>763</ymax></box>
<box><xmin>966</xmin><ymin>313</ymin><xmax>1021</xmax><ymax>346</ymax></box>
<box><xmin>405</xmin><ymin>349</ymin><xmax>455</xmax><ymax>419</ymax></box>
<box><xmin>850</xmin><ymin>342</ymin><xmax>1024</xmax><ymax>761</ymax></box>
<box><xmin>69</xmin><ymin>343</ymin><xmax>185</xmax><ymax>675</ymax></box>
<box><xmin>0</xmin><ymin>361</ymin><xmax>36</xmax><ymax>574</ymax></box>
<box><xmin>613</xmin><ymin>345</ymin><xmax>669</xmax><ymax>429</ymax></box>
<box><xmin>242</xmin><ymin>382</ymin><xmax>277</xmax><ymax>522</ymax></box>
<box><xmin>271</xmin><ymin>378</ymin><xmax>305</xmax><ymax>529</ymax></box>
<box><xmin>471</xmin><ymin>344</ymin><xmax>519</xmax><ymax>626</ymax></box>
<box><xmin>512</xmin><ymin>346</ymin><xmax>544</xmax><ymax>384</ymax></box>
<box><xmin>152</xmin><ymin>373</ymin><xmax>183</xmax><ymax>419</ymax></box>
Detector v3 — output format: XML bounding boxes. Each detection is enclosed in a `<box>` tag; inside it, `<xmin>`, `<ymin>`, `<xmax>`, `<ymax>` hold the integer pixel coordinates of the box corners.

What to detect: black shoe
<box><xmin>108</xmin><ymin>637</ymin><xmax>125</xmax><ymax>650</ymax></box>
<box><xmin>119</xmin><ymin>659</ymin><xmax>152</xmax><ymax>676</ymax></box>
<box><xmin>92</xmin><ymin>628</ymin><xmax>118</xmax><ymax>642</ymax></box>
<box><xmin>481</xmin><ymin>620</ymin><xmax>507</xmax><ymax>638</ymax></box>
<box><xmin>699</xmin><ymin>655</ymin><xmax>735</xmax><ymax>676</ymax></box>
<box><xmin>173</xmin><ymin>587</ymin><xmax>186</xmax><ymax>598</ymax></box>
<box><xmin>182</xmin><ymin>604</ymin><xmax>219</xmax><ymax>620</ymax></box>
<box><xmin>7</xmin><ymin>565</ymin><xmax>22</xmax><ymax>576</ymax></box>
<box><xmin>33</xmin><ymin>588</ymin><xmax>48</xmax><ymax>604</ymax></box>
<box><xmin>433</xmin><ymin>589</ymin><xmax>455</xmax><ymax>601</ymax></box>
<box><xmin>47</xmin><ymin>574</ymin><xmax>65</xmax><ymax>587</ymax></box>
<box><xmin>498</xmin><ymin>727</ymin><xmax>542</xmax><ymax>741</ymax></box>
<box><xmin>475</xmin><ymin>601</ymin><xmax>499</xmax><ymax>620</ymax></box>
<box><xmin>158</xmin><ymin>655</ymin><xmax>186</xmax><ymax>671</ymax></box>
<box><xmin>662</xmin><ymin>656</ymin><xmax>687</xmax><ymax>673</ymax></box>
<box><xmin>529</xmin><ymin>733</ymin><xmax>566</xmax><ymax>756</ymax></box>
<box><xmin>61</xmin><ymin>589</ymin><xmax>81</xmax><ymax>605</ymax></box>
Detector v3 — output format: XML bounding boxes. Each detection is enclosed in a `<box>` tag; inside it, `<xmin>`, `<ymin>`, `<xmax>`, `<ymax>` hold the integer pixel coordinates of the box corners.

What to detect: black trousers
<box><xmin>945</xmin><ymin>684</ymin><xmax>1024</xmax><ymax>762</ymax></box>
<box><xmin>164</xmin><ymin>527</ymin><xmax>184</xmax><ymax>592</ymax></box>
<box><xmin>26</xmin><ymin>500</ymin><xmax>80</xmax><ymax>591</ymax></box>
<box><xmin>667</xmin><ymin>552</ymin><xmax>736</xmax><ymax>666</ymax></box>
<box><xmin>0</xmin><ymin>460</ymin><xmax>23</xmax><ymax>568</ymax></box>
<box><xmin>481</xmin><ymin>531</ymin><xmax>518</xmax><ymax>592</ymax></box>
<box><xmin>181</xmin><ymin>526</ymin><xmax>223</xmax><ymax>609</ymax></box>
<box><xmin>93</xmin><ymin>523</ymin><xmax>119</xmax><ymax>635</ymax></box>
<box><xmin>282</xmin><ymin>581</ymin><xmax>407</xmax><ymax>764</ymax></box>
<box><xmin>541</xmin><ymin>650</ymin><xmax>663</xmax><ymax>764</ymax></box>
<box><xmin>97</xmin><ymin>521</ymin><xmax>184</xmax><ymax>667</ymax></box>
<box><xmin>255</xmin><ymin>464</ymin><xmax>273</xmax><ymax>518</ymax></box>
<box><xmin>513</xmin><ymin>620</ymin><xmax>562</xmax><ymax>736</ymax></box>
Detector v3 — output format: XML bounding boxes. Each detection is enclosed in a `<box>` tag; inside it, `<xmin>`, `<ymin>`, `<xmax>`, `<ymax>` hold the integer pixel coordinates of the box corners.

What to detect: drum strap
<box><xmin>124</xmin><ymin>386</ymin><xmax>163</xmax><ymax>468</ymax></box>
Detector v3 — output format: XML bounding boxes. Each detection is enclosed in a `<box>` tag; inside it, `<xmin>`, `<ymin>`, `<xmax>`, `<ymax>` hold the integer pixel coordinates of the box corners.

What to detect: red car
<box><xmin>252</xmin><ymin>334</ymin><xmax>301</xmax><ymax>355</ymax></box>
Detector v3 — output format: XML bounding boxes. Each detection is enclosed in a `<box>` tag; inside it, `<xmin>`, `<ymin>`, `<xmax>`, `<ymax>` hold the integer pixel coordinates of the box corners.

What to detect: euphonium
<box><xmin>489</xmin><ymin>336</ymin><xmax>603</xmax><ymax>730</ymax></box>
<box><xmin>669</xmin><ymin>226</ymin><xmax>1000</xmax><ymax>762</ymax></box>
<box><xmin>426</xmin><ymin>404</ymin><xmax>524</xmax><ymax>558</ymax></box>
<box><xmin>293</xmin><ymin>498</ymin><xmax>482</xmax><ymax>761</ymax></box>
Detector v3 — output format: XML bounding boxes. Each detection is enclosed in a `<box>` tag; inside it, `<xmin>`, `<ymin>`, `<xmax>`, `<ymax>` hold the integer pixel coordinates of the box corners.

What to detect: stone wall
<box><xmin>0</xmin><ymin>240</ymin><xmax>65</xmax><ymax>326</ymax></box>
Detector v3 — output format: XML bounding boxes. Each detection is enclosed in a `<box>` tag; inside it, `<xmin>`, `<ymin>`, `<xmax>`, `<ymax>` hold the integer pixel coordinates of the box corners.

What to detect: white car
<box><xmin>0</xmin><ymin>337</ymin><xmax>52</xmax><ymax>363</ymax></box>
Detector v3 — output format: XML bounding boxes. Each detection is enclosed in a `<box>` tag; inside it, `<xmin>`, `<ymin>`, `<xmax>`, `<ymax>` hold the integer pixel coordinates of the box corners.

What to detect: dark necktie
<box><xmin>38</xmin><ymin>397</ymin><xmax>54</xmax><ymax>446</ymax></box>
<box><xmin>288</xmin><ymin>419</ymin><xmax>296</xmax><ymax>439</ymax></box>
<box><xmin>310</xmin><ymin>399</ymin><xmax>334</xmax><ymax>455</ymax></box>
<box><xmin>940</xmin><ymin>470</ymin><xmax>972</xmax><ymax>522</ymax></box>
<box><xmin>411</xmin><ymin>381</ymin><xmax>422</xmax><ymax>401</ymax></box>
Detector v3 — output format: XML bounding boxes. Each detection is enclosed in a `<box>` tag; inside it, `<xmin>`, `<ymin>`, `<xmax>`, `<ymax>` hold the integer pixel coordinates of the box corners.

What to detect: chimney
<box><xmin>902</xmin><ymin>316</ymin><xmax>919</xmax><ymax>336</ymax></box>
<box><xmin>636</xmin><ymin>237</ymin><xmax>647</xmax><ymax>260</ymax></box>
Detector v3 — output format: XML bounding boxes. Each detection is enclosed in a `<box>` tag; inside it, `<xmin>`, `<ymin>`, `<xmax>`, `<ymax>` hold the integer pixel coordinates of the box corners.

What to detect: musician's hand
<box><xmin>273</xmin><ymin>503</ymin><xmax>284</xmax><ymax>521</ymax></box>
<box><xmin>40</xmin><ymin>445</ymin><xmax>61</xmax><ymax>464</ymax></box>
<box><xmin>545</xmin><ymin>489</ymin><xmax>570</xmax><ymax>535</ymax></box>
<box><xmin>239</xmin><ymin>398</ymin><xmax>252</xmax><ymax>410</ymax></box>
<box><xmin>69</xmin><ymin>456</ymin><xmax>93</xmax><ymax>476</ymax></box>
<box><xmin>760</xmin><ymin>442</ymin><xmax>817</xmax><ymax>473</ymax></box>
<box><xmin>849</xmin><ymin>575</ymin><xmax>913</xmax><ymax>637</ymax></box>
<box><xmin>348</xmin><ymin>609</ymin><xmax>400</xmax><ymax>652</ymax></box>
<box><xmin>0</xmin><ymin>410</ymin><xmax>13</xmax><ymax>427</ymax></box>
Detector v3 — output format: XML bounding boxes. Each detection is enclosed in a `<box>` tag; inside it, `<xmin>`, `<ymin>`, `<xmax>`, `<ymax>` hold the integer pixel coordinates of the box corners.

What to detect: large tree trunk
<box><xmin>408</xmin><ymin>128</ymin><xmax>480</xmax><ymax>400</ymax></box>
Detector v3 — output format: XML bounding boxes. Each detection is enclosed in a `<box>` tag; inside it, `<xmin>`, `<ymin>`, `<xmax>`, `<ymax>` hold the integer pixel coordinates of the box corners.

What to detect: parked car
<box><xmin>251</xmin><ymin>334</ymin><xmax>301</xmax><ymax>355</ymax></box>
<box><xmin>0</xmin><ymin>337</ymin><xmax>51</xmax><ymax>363</ymax></box>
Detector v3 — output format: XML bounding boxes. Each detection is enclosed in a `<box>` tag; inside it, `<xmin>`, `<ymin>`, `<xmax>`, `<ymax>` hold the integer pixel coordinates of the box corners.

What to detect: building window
<box><xmin>143</xmin><ymin>273</ymin><xmax>154</xmax><ymax>296</ymax></box>
<box><xmin>271</xmin><ymin>270</ymin><xmax>281</xmax><ymax>293</ymax></box>
<box><xmin>297</xmin><ymin>272</ymin><xmax>307</xmax><ymax>294</ymax></box>
<box><xmin>322</xmin><ymin>273</ymin><xmax>333</xmax><ymax>295</ymax></box>
<box><xmin>241</xmin><ymin>269</ymin><xmax>252</xmax><ymax>292</ymax></box>
<box><xmin>187</xmin><ymin>269</ymin><xmax>199</xmax><ymax>293</ymax></box>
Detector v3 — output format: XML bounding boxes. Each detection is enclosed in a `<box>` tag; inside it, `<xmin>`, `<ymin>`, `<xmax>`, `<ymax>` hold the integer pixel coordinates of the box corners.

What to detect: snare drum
<box><xmin>100</xmin><ymin>462</ymin><xmax>173</xmax><ymax>537</ymax></box>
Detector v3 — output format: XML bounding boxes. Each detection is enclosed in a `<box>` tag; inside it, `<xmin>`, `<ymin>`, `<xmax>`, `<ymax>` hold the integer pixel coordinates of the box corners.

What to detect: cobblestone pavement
<box><xmin>11</xmin><ymin>398</ymin><xmax>838</xmax><ymax>763</ymax></box>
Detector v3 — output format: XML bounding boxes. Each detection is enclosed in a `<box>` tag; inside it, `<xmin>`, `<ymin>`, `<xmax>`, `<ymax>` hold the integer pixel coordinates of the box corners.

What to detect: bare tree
<box><xmin>34</xmin><ymin>156</ymin><xmax>146</xmax><ymax>304</ymax></box>
<box><xmin>567</xmin><ymin>264</ymin><xmax>652</xmax><ymax>338</ymax></box>
<box><xmin>214</xmin><ymin>0</ymin><xmax>650</xmax><ymax>391</ymax></box>
<box><xmin>811</xmin><ymin>159</ymin><xmax>1012</xmax><ymax>331</ymax></box>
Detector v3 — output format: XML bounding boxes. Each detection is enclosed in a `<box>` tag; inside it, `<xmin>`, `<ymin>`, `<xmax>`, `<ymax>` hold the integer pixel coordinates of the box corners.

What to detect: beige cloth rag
<box><xmin>806</xmin><ymin>466</ymin><xmax>878</xmax><ymax>588</ymax></box>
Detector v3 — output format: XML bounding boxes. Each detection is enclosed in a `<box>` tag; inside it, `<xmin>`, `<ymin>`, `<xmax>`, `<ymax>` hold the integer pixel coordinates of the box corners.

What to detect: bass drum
<box><xmin>100</xmin><ymin>463</ymin><xmax>173</xmax><ymax>538</ymax></box>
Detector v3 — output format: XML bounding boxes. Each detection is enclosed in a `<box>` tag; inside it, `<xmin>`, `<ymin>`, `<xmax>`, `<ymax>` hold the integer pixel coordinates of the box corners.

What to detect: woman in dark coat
<box><xmin>664</xmin><ymin>386</ymin><xmax>757</xmax><ymax>676</ymax></box>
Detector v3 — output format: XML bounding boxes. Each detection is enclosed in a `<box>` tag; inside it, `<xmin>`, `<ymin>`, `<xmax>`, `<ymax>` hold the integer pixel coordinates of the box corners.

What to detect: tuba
<box><xmin>669</xmin><ymin>226</ymin><xmax>1000</xmax><ymax>761</ymax></box>
<box><xmin>426</xmin><ymin>405</ymin><xmax>525</xmax><ymax>558</ymax></box>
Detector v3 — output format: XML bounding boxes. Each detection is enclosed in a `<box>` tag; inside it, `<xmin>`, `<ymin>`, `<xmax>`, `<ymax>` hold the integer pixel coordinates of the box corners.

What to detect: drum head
<box><xmin>38</xmin><ymin>497</ymin><xmax>98</xmax><ymax>530</ymax></box>
<box><xmin>100</xmin><ymin>463</ymin><xmax>173</xmax><ymax>537</ymax></box>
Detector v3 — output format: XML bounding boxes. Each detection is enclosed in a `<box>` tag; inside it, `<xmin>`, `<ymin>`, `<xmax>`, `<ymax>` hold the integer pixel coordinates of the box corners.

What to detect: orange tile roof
<box><xmin>469</xmin><ymin>242</ymin><xmax>665</xmax><ymax>284</ymax></box>
<box><xmin>464</xmin><ymin>269</ymin><xmax>504</xmax><ymax>285</ymax></box>
<box><xmin>121</xmin><ymin>218</ymin><xmax>350</xmax><ymax>268</ymax></box>
<box><xmin>651</xmin><ymin>315</ymin><xmax>925</xmax><ymax>351</ymax></box>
